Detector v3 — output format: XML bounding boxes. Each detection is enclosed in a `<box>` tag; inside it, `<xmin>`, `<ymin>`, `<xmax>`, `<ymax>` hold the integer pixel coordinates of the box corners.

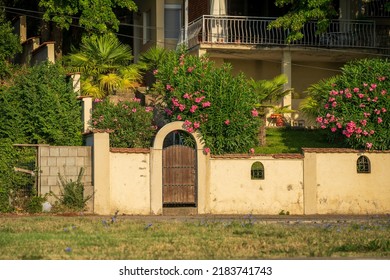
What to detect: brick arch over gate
<box><xmin>150</xmin><ymin>121</ymin><xmax>208</xmax><ymax>215</ymax></box>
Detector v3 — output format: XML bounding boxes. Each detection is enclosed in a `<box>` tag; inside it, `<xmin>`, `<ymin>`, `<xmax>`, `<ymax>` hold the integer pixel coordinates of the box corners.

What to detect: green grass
<box><xmin>256</xmin><ymin>127</ymin><xmax>346</xmax><ymax>154</ymax></box>
<box><xmin>0</xmin><ymin>216</ymin><xmax>389</xmax><ymax>259</ymax></box>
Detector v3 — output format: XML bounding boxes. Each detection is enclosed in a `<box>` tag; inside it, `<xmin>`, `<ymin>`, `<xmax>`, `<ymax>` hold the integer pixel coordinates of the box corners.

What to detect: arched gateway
<box><xmin>150</xmin><ymin>121</ymin><xmax>207</xmax><ymax>215</ymax></box>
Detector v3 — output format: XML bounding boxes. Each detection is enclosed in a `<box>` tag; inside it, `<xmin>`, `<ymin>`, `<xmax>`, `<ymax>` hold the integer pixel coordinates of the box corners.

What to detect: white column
<box><xmin>71</xmin><ymin>73</ymin><xmax>81</xmax><ymax>94</ymax></box>
<box><xmin>86</xmin><ymin>132</ymin><xmax>111</xmax><ymax>215</ymax></box>
<box><xmin>281</xmin><ymin>50</ymin><xmax>292</xmax><ymax>110</ymax></box>
<box><xmin>156</xmin><ymin>0</ymin><xmax>164</xmax><ymax>47</ymax></box>
<box><xmin>184</xmin><ymin>0</ymin><xmax>188</xmax><ymax>46</ymax></box>
<box><xmin>81</xmin><ymin>96</ymin><xmax>93</xmax><ymax>133</ymax></box>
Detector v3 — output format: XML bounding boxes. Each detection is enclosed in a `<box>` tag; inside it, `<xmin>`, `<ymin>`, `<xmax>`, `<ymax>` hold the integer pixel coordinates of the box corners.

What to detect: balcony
<box><xmin>179</xmin><ymin>15</ymin><xmax>376</xmax><ymax>50</ymax></box>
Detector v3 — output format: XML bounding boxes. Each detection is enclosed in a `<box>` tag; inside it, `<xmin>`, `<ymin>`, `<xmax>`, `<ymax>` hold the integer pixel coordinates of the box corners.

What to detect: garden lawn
<box><xmin>0</xmin><ymin>216</ymin><xmax>389</xmax><ymax>260</ymax></box>
<box><xmin>256</xmin><ymin>127</ymin><xmax>346</xmax><ymax>154</ymax></box>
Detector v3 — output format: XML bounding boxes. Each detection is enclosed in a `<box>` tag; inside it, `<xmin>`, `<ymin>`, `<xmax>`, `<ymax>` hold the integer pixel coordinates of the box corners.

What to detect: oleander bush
<box><xmin>152</xmin><ymin>50</ymin><xmax>261</xmax><ymax>154</ymax></box>
<box><xmin>90</xmin><ymin>97</ymin><xmax>156</xmax><ymax>148</ymax></box>
<box><xmin>305</xmin><ymin>59</ymin><xmax>390</xmax><ymax>150</ymax></box>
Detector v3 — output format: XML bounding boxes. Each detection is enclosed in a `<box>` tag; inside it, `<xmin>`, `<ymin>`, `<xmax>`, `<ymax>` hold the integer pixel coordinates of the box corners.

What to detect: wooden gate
<box><xmin>162</xmin><ymin>145</ymin><xmax>197</xmax><ymax>207</ymax></box>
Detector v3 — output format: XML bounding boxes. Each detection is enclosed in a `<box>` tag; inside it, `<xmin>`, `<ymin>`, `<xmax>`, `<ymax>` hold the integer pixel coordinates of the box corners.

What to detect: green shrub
<box><xmin>0</xmin><ymin>140</ymin><xmax>35</xmax><ymax>212</ymax></box>
<box><xmin>26</xmin><ymin>195</ymin><xmax>46</xmax><ymax>213</ymax></box>
<box><xmin>90</xmin><ymin>98</ymin><xmax>156</xmax><ymax>148</ymax></box>
<box><xmin>52</xmin><ymin>168</ymin><xmax>92</xmax><ymax>211</ymax></box>
<box><xmin>0</xmin><ymin>188</ymin><xmax>11</xmax><ymax>212</ymax></box>
<box><xmin>0</xmin><ymin>62</ymin><xmax>83</xmax><ymax>145</ymax></box>
<box><xmin>307</xmin><ymin>59</ymin><xmax>390</xmax><ymax>150</ymax></box>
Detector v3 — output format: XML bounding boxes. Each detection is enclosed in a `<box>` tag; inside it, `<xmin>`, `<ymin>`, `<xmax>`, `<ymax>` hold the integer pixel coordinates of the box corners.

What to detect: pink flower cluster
<box><xmin>316</xmin><ymin>113</ymin><xmax>340</xmax><ymax>131</ymax></box>
<box><xmin>320</xmin><ymin>77</ymin><xmax>388</xmax><ymax>140</ymax></box>
<box><xmin>342</xmin><ymin>121</ymin><xmax>357</xmax><ymax>138</ymax></box>
<box><xmin>164</xmin><ymin>85</ymin><xmax>215</xmax><ymax>134</ymax></box>
<box><xmin>183</xmin><ymin>120</ymin><xmax>200</xmax><ymax>133</ymax></box>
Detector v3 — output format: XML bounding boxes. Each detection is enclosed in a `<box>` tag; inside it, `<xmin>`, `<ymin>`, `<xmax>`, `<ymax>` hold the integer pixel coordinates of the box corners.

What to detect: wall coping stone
<box><xmin>31</xmin><ymin>41</ymin><xmax>55</xmax><ymax>54</ymax></box>
<box><xmin>302</xmin><ymin>148</ymin><xmax>390</xmax><ymax>154</ymax></box>
<box><xmin>211</xmin><ymin>153</ymin><xmax>304</xmax><ymax>159</ymax></box>
<box><xmin>110</xmin><ymin>148</ymin><xmax>150</xmax><ymax>154</ymax></box>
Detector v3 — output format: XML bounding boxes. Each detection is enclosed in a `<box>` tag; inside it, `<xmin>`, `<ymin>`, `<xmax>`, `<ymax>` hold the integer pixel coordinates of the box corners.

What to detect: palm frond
<box><xmin>138</xmin><ymin>46</ymin><xmax>168</xmax><ymax>71</ymax></box>
<box><xmin>250</xmin><ymin>74</ymin><xmax>292</xmax><ymax>104</ymax></box>
<box><xmin>64</xmin><ymin>33</ymin><xmax>137</xmax><ymax>97</ymax></box>
<box><xmin>81</xmin><ymin>79</ymin><xmax>105</xmax><ymax>98</ymax></box>
<box><xmin>299</xmin><ymin>96</ymin><xmax>320</xmax><ymax>118</ymax></box>
<box><xmin>98</xmin><ymin>73</ymin><xmax>122</xmax><ymax>95</ymax></box>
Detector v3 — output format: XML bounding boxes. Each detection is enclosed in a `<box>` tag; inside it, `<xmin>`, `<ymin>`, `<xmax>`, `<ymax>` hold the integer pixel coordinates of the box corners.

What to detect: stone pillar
<box><xmin>14</xmin><ymin>16</ymin><xmax>27</xmax><ymax>42</ymax></box>
<box><xmin>81</xmin><ymin>97</ymin><xmax>93</xmax><ymax>133</ymax></box>
<box><xmin>30</xmin><ymin>41</ymin><xmax>55</xmax><ymax>65</ymax></box>
<box><xmin>150</xmin><ymin>148</ymin><xmax>163</xmax><ymax>215</ymax></box>
<box><xmin>303</xmin><ymin>151</ymin><xmax>318</xmax><ymax>214</ymax></box>
<box><xmin>71</xmin><ymin>73</ymin><xmax>81</xmax><ymax>95</ymax></box>
<box><xmin>85</xmin><ymin>132</ymin><xmax>111</xmax><ymax>215</ymax></box>
<box><xmin>196</xmin><ymin>143</ymin><xmax>209</xmax><ymax>214</ymax></box>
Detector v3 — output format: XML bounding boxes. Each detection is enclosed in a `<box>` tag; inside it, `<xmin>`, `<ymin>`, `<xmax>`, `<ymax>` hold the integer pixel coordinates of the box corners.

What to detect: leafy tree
<box><xmin>152</xmin><ymin>50</ymin><xmax>262</xmax><ymax>155</ymax></box>
<box><xmin>269</xmin><ymin>0</ymin><xmax>337</xmax><ymax>42</ymax></box>
<box><xmin>0</xmin><ymin>13</ymin><xmax>22</xmax><ymax>78</ymax></box>
<box><xmin>39</xmin><ymin>0</ymin><xmax>137</xmax><ymax>33</ymax></box>
<box><xmin>37</xmin><ymin>0</ymin><xmax>137</xmax><ymax>58</ymax></box>
<box><xmin>64</xmin><ymin>33</ymin><xmax>141</xmax><ymax>98</ymax></box>
<box><xmin>0</xmin><ymin>62</ymin><xmax>83</xmax><ymax>145</ymax></box>
<box><xmin>303</xmin><ymin>59</ymin><xmax>390</xmax><ymax>150</ymax></box>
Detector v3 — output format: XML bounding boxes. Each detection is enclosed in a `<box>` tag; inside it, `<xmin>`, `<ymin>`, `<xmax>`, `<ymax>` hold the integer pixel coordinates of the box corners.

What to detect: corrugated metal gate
<box><xmin>162</xmin><ymin>145</ymin><xmax>197</xmax><ymax>207</ymax></box>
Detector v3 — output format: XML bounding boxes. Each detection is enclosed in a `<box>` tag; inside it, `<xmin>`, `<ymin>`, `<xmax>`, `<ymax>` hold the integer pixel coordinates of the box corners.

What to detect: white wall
<box><xmin>208</xmin><ymin>156</ymin><xmax>304</xmax><ymax>214</ymax></box>
<box><xmin>312</xmin><ymin>152</ymin><xmax>390</xmax><ymax>214</ymax></box>
<box><xmin>110</xmin><ymin>151</ymin><xmax>151</xmax><ymax>214</ymax></box>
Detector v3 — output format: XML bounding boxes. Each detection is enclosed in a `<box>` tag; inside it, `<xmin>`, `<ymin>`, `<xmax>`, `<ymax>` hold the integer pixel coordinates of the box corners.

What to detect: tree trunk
<box><xmin>52</xmin><ymin>24</ymin><xmax>63</xmax><ymax>60</ymax></box>
<box><xmin>259</xmin><ymin>114</ymin><xmax>267</xmax><ymax>146</ymax></box>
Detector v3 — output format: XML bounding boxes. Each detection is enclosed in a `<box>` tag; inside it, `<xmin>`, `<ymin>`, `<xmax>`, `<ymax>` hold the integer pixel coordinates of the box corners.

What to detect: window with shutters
<box><xmin>251</xmin><ymin>161</ymin><xmax>264</xmax><ymax>180</ymax></box>
<box><xmin>357</xmin><ymin>156</ymin><xmax>371</xmax><ymax>173</ymax></box>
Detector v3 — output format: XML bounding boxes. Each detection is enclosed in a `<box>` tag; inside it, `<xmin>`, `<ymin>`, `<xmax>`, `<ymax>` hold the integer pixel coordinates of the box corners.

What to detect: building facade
<box><xmin>133</xmin><ymin>0</ymin><xmax>390</xmax><ymax>125</ymax></box>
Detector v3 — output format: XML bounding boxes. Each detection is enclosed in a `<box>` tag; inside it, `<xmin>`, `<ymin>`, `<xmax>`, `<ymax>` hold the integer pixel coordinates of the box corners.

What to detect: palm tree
<box><xmin>300</xmin><ymin>76</ymin><xmax>337</xmax><ymax>120</ymax></box>
<box><xmin>136</xmin><ymin>46</ymin><xmax>169</xmax><ymax>107</ymax></box>
<box><xmin>137</xmin><ymin>46</ymin><xmax>167</xmax><ymax>73</ymax></box>
<box><xmin>65</xmin><ymin>33</ymin><xmax>141</xmax><ymax>98</ymax></box>
<box><xmin>249</xmin><ymin>74</ymin><xmax>292</xmax><ymax>146</ymax></box>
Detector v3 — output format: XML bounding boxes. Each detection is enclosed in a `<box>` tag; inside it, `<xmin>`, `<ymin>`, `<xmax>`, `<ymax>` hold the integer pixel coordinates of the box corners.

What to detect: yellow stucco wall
<box><xmin>308</xmin><ymin>152</ymin><xmax>390</xmax><ymax>214</ymax></box>
<box><xmin>88</xmin><ymin>133</ymin><xmax>390</xmax><ymax>216</ymax></box>
<box><xmin>208</xmin><ymin>157</ymin><xmax>304</xmax><ymax>215</ymax></box>
<box><xmin>110</xmin><ymin>152</ymin><xmax>151</xmax><ymax>214</ymax></box>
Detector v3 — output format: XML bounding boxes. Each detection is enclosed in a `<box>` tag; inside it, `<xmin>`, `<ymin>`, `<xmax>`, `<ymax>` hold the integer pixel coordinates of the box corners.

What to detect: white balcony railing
<box><xmin>179</xmin><ymin>15</ymin><xmax>376</xmax><ymax>49</ymax></box>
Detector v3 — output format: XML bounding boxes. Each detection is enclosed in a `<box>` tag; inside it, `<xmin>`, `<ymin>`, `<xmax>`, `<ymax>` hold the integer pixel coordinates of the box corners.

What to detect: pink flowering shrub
<box><xmin>310</xmin><ymin>59</ymin><xmax>390</xmax><ymax>150</ymax></box>
<box><xmin>90</xmin><ymin>98</ymin><xmax>156</xmax><ymax>148</ymax></box>
<box><xmin>153</xmin><ymin>50</ymin><xmax>261</xmax><ymax>154</ymax></box>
